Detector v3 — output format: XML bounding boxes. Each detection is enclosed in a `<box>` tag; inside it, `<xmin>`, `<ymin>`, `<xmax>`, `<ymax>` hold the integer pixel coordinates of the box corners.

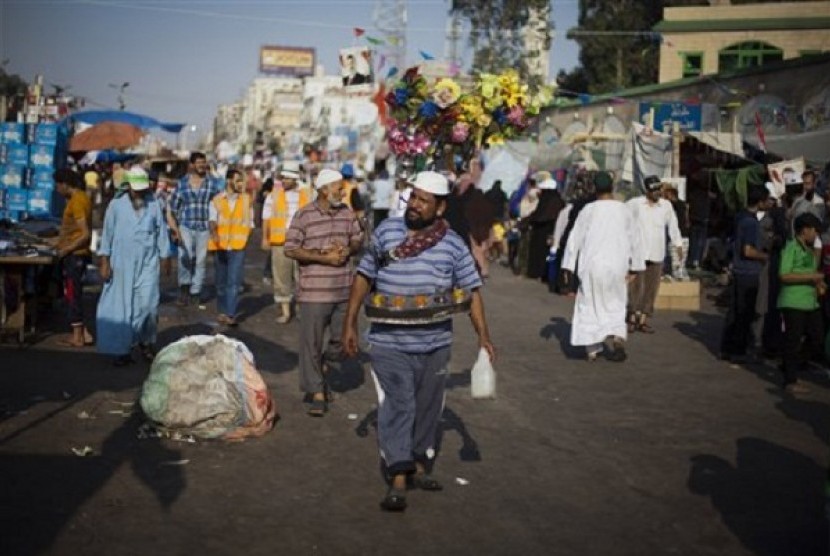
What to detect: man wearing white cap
<box><xmin>284</xmin><ymin>169</ymin><xmax>363</xmax><ymax>416</ymax></box>
<box><xmin>343</xmin><ymin>170</ymin><xmax>496</xmax><ymax>512</ymax></box>
<box><xmin>262</xmin><ymin>160</ymin><xmax>312</xmax><ymax>323</ymax></box>
<box><xmin>96</xmin><ymin>167</ymin><xmax>171</xmax><ymax>366</ymax></box>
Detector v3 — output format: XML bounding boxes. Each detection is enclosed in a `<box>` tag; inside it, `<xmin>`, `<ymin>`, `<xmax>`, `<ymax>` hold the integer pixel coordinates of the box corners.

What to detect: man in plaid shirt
<box><xmin>166</xmin><ymin>151</ymin><xmax>222</xmax><ymax>306</ymax></box>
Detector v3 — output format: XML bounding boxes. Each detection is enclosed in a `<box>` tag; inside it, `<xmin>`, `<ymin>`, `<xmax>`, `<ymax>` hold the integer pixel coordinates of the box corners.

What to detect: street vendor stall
<box><xmin>0</xmin><ymin>222</ymin><xmax>59</xmax><ymax>342</ymax></box>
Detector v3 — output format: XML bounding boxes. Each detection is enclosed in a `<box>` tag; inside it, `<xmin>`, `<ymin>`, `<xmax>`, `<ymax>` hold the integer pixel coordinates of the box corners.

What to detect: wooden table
<box><xmin>0</xmin><ymin>254</ymin><xmax>56</xmax><ymax>343</ymax></box>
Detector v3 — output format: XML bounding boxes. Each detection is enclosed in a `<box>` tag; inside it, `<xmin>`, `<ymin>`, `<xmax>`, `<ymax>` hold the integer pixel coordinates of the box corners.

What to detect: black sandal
<box><xmin>410</xmin><ymin>474</ymin><xmax>443</xmax><ymax>491</ymax></box>
<box><xmin>307</xmin><ymin>398</ymin><xmax>327</xmax><ymax>417</ymax></box>
<box><xmin>380</xmin><ymin>488</ymin><xmax>407</xmax><ymax>512</ymax></box>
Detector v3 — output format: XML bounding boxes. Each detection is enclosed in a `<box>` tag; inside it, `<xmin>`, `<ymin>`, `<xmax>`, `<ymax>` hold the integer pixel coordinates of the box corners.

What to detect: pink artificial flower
<box><xmin>507</xmin><ymin>105</ymin><xmax>525</xmax><ymax>126</ymax></box>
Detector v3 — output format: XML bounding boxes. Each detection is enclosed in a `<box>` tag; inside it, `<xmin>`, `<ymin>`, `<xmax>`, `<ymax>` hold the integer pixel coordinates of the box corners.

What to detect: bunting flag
<box><xmin>377</xmin><ymin>54</ymin><xmax>387</xmax><ymax>72</ymax></box>
<box><xmin>366</xmin><ymin>36</ymin><xmax>384</xmax><ymax>45</ymax></box>
<box><xmin>386</xmin><ymin>66</ymin><xmax>399</xmax><ymax>79</ymax></box>
<box><xmin>419</xmin><ymin>50</ymin><xmax>435</xmax><ymax>61</ymax></box>
<box><xmin>353</xmin><ymin>27</ymin><xmax>365</xmax><ymax>37</ymax></box>
<box><xmin>387</xmin><ymin>36</ymin><xmax>400</xmax><ymax>46</ymax></box>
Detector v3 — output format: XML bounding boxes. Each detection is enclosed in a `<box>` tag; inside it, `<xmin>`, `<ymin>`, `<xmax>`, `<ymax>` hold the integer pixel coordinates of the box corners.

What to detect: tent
<box><xmin>64</xmin><ymin>110</ymin><xmax>185</xmax><ymax>133</ymax></box>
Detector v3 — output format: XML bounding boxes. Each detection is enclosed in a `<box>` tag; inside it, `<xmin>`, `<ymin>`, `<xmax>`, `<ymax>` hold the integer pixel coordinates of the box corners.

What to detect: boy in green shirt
<box><xmin>778</xmin><ymin>213</ymin><xmax>826</xmax><ymax>394</ymax></box>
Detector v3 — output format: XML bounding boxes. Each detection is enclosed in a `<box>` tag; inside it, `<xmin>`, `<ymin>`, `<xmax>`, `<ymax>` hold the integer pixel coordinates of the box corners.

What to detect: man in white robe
<box><xmin>96</xmin><ymin>167</ymin><xmax>171</xmax><ymax>366</ymax></box>
<box><xmin>562</xmin><ymin>172</ymin><xmax>644</xmax><ymax>362</ymax></box>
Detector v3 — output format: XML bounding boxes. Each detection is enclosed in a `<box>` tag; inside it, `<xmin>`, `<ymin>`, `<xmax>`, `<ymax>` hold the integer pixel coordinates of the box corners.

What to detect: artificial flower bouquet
<box><xmin>384</xmin><ymin>66</ymin><xmax>552</xmax><ymax>173</ymax></box>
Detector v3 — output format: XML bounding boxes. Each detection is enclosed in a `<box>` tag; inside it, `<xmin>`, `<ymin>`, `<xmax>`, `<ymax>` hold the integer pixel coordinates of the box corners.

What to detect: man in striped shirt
<box><xmin>285</xmin><ymin>169</ymin><xmax>363</xmax><ymax>417</ymax></box>
<box><xmin>343</xmin><ymin>171</ymin><xmax>496</xmax><ymax>512</ymax></box>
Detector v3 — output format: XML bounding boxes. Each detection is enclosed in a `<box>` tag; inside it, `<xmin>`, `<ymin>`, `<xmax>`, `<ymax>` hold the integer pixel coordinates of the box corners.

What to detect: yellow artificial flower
<box><xmin>433</xmin><ymin>78</ymin><xmax>462</xmax><ymax>108</ymax></box>
<box><xmin>476</xmin><ymin>113</ymin><xmax>493</xmax><ymax>127</ymax></box>
<box><xmin>478</xmin><ymin>73</ymin><xmax>501</xmax><ymax>100</ymax></box>
<box><xmin>486</xmin><ymin>133</ymin><xmax>505</xmax><ymax>146</ymax></box>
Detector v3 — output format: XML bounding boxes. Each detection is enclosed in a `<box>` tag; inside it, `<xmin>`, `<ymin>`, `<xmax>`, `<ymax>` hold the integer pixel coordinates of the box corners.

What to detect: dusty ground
<box><xmin>1</xmin><ymin>238</ymin><xmax>828</xmax><ymax>556</ymax></box>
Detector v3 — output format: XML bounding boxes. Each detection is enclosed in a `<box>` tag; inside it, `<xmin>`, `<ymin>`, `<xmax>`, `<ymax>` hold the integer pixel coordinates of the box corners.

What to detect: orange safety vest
<box><xmin>268</xmin><ymin>188</ymin><xmax>311</xmax><ymax>245</ymax></box>
<box><xmin>342</xmin><ymin>179</ymin><xmax>356</xmax><ymax>209</ymax></box>
<box><xmin>208</xmin><ymin>192</ymin><xmax>252</xmax><ymax>251</ymax></box>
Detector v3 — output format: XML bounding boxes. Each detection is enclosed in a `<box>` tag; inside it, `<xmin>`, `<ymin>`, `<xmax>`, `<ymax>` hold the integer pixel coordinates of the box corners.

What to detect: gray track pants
<box><xmin>369</xmin><ymin>345</ymin><xmax>451</xmax><ymax>475</ymax></box>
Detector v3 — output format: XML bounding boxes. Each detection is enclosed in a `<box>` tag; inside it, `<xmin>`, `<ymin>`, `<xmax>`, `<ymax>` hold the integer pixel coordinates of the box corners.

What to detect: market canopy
<box><xmin>65</xmin><ymin>110</ymin><xmax>185</xmax><ymax>133</ymax></box>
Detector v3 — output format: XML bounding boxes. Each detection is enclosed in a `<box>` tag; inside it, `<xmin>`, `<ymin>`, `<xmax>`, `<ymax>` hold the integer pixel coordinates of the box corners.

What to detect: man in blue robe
<box><xmin>96</xmin><ymin>167</ymin><xmax>171</xmax><ymax>366</ymax></box>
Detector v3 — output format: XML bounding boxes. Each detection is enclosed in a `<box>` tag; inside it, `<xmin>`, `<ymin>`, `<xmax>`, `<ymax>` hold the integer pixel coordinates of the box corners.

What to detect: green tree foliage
<box><xmin>451</xmin><ymin>0</ymin><xmax>552</xmax><ymax>88</ymax></box>
<box><xmin>0</xmin><ymin>70</ymin><xmax>27</xmax><ymax>97</ymax></box>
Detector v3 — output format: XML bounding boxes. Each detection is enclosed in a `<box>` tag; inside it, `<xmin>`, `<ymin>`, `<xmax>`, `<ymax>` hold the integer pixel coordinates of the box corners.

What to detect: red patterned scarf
<box><xmin>379</xmin><ymin>218</ymin><xmax>449</xmax><ymax>266</ymax></box>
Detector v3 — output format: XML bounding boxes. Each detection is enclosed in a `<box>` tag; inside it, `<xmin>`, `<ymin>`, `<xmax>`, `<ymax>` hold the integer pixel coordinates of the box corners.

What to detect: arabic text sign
<box><xmin>260</xmin><ymin>46</ymin><xmax>316</xmax><ymax>77</ymax></box>
<box><xmin>639</xmin><ymin>102</ymin><xmax>702</xmax><ymax>132</ymax></box>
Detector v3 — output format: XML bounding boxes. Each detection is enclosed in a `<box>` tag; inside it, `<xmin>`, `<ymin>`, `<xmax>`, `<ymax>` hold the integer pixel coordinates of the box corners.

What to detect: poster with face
<box><xmin>768</xmin><ymin>157</ymin><xmax>805</xmax><ymax>199</ymax></box>
<box><xmin>339</xmin><ymin>46</ymin><xmax>373</xmax><ymax>90</ymax></box>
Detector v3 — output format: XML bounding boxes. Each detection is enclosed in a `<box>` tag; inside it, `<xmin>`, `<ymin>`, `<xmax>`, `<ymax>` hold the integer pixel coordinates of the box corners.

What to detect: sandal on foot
<box><xmin>637</xmin><ymin>323</ymin><xmax>656</xmax><ymax>334</ymax></box>
<box><xmin>410</xmin><ymin>474</ymin><xmax>443</xmax><ymax>491</ymax></box>
<box><xmin>307</xmin><ymin>398</ymin><xmax>327</xmax><ymax>417</ymax></box>
<box><xmin>380</xmin><ymin>489</ymin><xmax>407</xmax><ymax>512</ymax></box>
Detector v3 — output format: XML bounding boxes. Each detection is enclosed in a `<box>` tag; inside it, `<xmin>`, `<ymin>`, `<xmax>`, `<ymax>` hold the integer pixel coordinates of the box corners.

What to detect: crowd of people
<box><xmin>42</xmin><ymin>151</ymin><xmax>828</xmax><ymax>511</ymax></box>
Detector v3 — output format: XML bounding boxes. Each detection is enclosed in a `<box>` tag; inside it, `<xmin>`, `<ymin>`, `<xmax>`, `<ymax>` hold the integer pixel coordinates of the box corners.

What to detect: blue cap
<box><xmin>340</xmin><ymin>163</ymin><xmax>354</xmax><ymax>178</ymax></box>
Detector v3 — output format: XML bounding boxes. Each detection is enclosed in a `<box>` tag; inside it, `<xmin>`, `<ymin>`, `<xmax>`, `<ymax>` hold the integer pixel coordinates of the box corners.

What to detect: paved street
<box><xmin>1</xmin><ymin>241</ymin><xmax>828</xmax><ymax>556</ymax></box>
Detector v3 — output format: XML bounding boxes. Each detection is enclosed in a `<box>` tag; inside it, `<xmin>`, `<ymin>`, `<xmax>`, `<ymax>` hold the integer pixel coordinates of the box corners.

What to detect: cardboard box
<box><xmin>0</xmin><ymin>142</ymin><xmax>30</xmax><ymax>166</ymax></box>
<box><xmin>27</xmin><ymin>189</ymin><xmax>52</xmax><ymax>215</ymax></box>
<box><xmin>0</xmin><ymin>164</ymin><xmax>26</xmax><ymax>188</ymax></box>
<box><xmin>654</xmin><ymin>279</ymin><xmax>701</xmax><ymax>311</ymax></box>
<box><xmin>29</xmin><ymin>144</ymin><xmax>55</xmax><ymax>168</ymax></box>
<box><xmin>5</xmin><ymin>188</ymin><xmax>28</xmax><ymax>212</ymax></box>
<box><xmin>32</xmin><ymin>122</ymin><xmax>60</xmax><ymax>146</ymax></box>
<box><xmin>28</xmin><ymin>167</ymin><xmax>55</xmax><ymax>189</ymax></box>
<box><xmin>0</xmin><ymin>123</ymin><xmax>26</xmax><ymax>144</ymax></box>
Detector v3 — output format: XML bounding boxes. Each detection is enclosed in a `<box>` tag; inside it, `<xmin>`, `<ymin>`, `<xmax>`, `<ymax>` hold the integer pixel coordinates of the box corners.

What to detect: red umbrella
<box><xmin>69</xmin><ymin>122</ymin><xmax>144</xmax><ymax>152</ymax></box>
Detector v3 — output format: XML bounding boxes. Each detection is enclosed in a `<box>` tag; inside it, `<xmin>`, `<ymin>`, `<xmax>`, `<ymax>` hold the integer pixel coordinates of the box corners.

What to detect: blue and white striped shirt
<box><xmin>357</xmin><ymin>217</ymin><xmax>482</xmax><ymax>353</ymax></box>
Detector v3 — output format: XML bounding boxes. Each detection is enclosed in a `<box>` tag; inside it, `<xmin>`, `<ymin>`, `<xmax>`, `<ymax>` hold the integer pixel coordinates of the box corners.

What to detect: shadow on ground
<box><xmin>688</xmin><ymin>437</ymin><xmax>827</xmax><ymax>556</ymax></box>
<box><xmin>539</xmin><ymin>316</ymin><xmax>583</xmax><ymax>360</ymax></box>
<box><xmin>0</xmin><ymin>348</ymin><xmax>186</xmax><ymax>556</ymax></box>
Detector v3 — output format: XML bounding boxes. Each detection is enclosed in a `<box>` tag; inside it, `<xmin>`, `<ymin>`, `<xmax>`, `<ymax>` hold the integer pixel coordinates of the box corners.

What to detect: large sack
<box><xmin>140</xmin><ymin>335</ymin><xmax>278</xmax><ymax>440</ymax></box>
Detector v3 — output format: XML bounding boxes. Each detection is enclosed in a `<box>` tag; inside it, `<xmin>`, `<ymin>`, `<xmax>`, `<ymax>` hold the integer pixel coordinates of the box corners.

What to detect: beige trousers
<box><xmin>271</xmin><ymin>245</ymin><xmax>298</xmax><ymax>303</ymax></box>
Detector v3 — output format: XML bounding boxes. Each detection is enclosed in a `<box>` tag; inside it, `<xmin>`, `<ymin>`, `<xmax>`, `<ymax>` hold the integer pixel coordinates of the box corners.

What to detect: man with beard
<box><xmin>342</xmin><ymin>171</ymin><xmax>496</xmax><ymax>513</ymax></box>
<box><xmin>284</xmin><ymin>169</ymin><xmax>363</xmax><ymax>416</ymax></box>
<box><xmin>167</xmin><ymin>151</ymin><xmax>222</xmax><ymax>307</ymax></box>
<box><xmin>96</xmin><ymin>168</ymin><xmax>171</xmax><ymax>366</ymax></box>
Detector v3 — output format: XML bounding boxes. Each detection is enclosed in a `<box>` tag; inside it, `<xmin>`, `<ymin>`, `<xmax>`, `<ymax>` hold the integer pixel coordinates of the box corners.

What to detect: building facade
<box><xmin>655</xmin><ymin>1</ymin><xmax>830</xmax><ymax>83</ymax></box>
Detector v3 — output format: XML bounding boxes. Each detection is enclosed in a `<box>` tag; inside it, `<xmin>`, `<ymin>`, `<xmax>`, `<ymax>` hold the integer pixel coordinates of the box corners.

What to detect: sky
<box><xmin>0</xmin><ymin>0</ymin><xmax>580</xmax><ymax>145</ymax></box>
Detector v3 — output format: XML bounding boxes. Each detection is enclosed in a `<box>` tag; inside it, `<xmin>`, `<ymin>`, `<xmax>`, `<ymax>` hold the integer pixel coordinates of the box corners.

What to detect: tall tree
<box><xmin>559</xmin><ymin>0</ymin><xmax>663</xmax><ymax>95</ymax></box>
<box><xmin>451</xmin><ymin>0</ymin><xmax>552</xmax><ymax>89</ymax></box>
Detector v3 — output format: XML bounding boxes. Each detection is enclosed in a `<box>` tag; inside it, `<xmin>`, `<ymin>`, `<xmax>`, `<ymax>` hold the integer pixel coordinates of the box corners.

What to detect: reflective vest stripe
<box><xmin>269</xmin><ymin>188</ymin><xmax>311</xmax><ymax>245</ymax></box>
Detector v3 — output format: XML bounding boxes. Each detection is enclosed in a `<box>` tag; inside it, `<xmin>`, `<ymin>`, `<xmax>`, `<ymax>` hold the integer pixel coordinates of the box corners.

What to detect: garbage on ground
<box><xmin>137</xmin><ymin>423</ymin><xmax>196</xmax><ymax>443</ymax></box>
<box><xmin>455</xmin><ymin>477</ymin><xmax>470</xmax><ymax>486</ymax></box>
<box><xmin>347</xmin><ymin>413</ymin><xmax>359</xmax><ymax>421</ymax></box>
<box><xmin>159</xmin><ymin>459</ymin><xmax>190</xmax><ymax>466</ymax></box>
<box><xmin>71</xmin><ymin>446</ymin><xmax>94</xmax><ymax>457</ymax></box>
<box><xmin>76</xmin><ymin>411</ymin><xmax>94</xmax><ymax>420</ymax></box>
<box><xmin>139</xmin><ymin>334</ymin><xmax>278</xmax><ymax>440</ymax></box>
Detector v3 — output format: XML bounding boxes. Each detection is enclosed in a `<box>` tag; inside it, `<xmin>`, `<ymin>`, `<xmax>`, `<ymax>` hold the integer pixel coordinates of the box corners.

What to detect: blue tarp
<box><xmin>65</xmin><ymin>110</ymin><xmax>185</xmax><ymax>133</ymax></box>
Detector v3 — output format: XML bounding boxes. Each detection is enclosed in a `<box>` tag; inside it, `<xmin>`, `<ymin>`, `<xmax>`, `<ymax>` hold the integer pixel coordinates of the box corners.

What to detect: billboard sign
<box><xmin>259</xmin><ymin>46</ymin><xmax>316</xmax><ymax>77</ymax></box>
